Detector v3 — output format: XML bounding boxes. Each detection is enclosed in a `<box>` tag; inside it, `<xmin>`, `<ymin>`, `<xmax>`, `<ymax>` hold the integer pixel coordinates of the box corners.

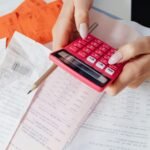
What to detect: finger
<box><xmin>105</xmin><ymin>63</ymin><xmax>136</xmax><ymax>95</ymax></box>
<box><xmin>128</xmin><ymin>76</ymin><xmax>145</xmax><ymax>88</ymax></box>
<box><xmin>128</xmin><ymin>71</ymin><xmax>150</xmax><ymax>88</ymax></box>
<box><xmin>106</xmin><ymin>54</ymin><xmax>150</xmax><ymax>95</ymax></box>
<box><xmin>74</xmin><ymin>0</ymin><xmax>93</xmax><ymax>38</ymax></box>
<box><xmin>108</xmin><ymin>36</ymin><xmax>150</xmax><ymax>64</ymax></box>
<box><xmin>52</xmin><ymin>0</ymin><xmax>74</xmax><ymax>50</ymax></box>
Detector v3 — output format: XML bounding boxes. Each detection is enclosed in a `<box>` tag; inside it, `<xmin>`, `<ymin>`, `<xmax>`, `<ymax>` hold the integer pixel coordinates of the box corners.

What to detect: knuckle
<box><xmin>128</xmin><ymin>84</ymin><xmax>139</xmax><ymax>89</ymax></box>
<box><xmin>109</xmin><ymin>88</ymin><xmax>120</xmax><ymax>96</ymax></box>
<box><xmin>125</xmin><ymin>44</ymin><xmax>136</xmax><ymax>57</ymax></box>
<box><xmin>143</xmin><ymin>37</ymin><xmax>150</xmax><ymax>49</ymax></box>
<box><xmin>125</xmin><ymin>62</ymin><xmax>143</xmax><ymax>77</ymax></box>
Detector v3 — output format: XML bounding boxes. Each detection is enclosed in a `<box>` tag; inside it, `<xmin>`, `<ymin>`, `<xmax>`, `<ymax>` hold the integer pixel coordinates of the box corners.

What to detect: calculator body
<box><xmin>50</xmin><ymin>34</ymin><xmax>124</xmax><ymax>92</ymax></box>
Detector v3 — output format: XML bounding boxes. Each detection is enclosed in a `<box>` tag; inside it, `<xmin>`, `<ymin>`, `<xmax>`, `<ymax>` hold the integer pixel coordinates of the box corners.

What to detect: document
<box><xmin>8</xmin><ymin>32</ymin><xmax>51</xmax><ymax>75</ymax></box>
<box><xmin>9</xmin><ymin>68</ymin><xmax>103</xmax><ymax>150</ymax></box>
<box><xmin>0</xmin><ymin>50</ymin><xmax>37</xmax><ymax>150</ymax></box>
<box><xmin>0</xmin><ymin>32</ymin><xmax>51</xmax><ymax>150</ymax></box>
<box><xmin>66</xmin><ymin>81</ymin><xmax>150</xmax><ymax>150</ymax></box>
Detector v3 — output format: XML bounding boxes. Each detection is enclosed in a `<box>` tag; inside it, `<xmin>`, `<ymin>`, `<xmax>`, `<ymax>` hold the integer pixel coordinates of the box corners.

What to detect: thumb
<box><xmin>108</xmin><ymin>37</ymin><xmax>150</xmax><ymax>65</ymax></box>
<box><xmin>74</xmin><ymin>0</ymin><xmax>93</xmax><ymax>39</ymax></box>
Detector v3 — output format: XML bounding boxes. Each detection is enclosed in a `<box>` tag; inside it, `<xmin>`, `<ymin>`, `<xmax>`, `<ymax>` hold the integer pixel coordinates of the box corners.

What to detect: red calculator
<box><xmin>50</xmin><ymin>34</ymin><xmax>124</xmax><ymax>92</ymax></box>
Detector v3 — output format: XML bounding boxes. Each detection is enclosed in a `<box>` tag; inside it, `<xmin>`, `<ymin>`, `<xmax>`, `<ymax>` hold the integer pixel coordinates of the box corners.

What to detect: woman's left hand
<box><xmin>106</xmin><ymin>36</ymin><xmax>150</xmax><ymax>95</ymax></box>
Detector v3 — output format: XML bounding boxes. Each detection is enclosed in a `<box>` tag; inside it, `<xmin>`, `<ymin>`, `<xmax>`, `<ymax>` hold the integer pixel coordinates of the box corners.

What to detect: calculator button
<box><xmin>105</xmin><ymin>67</ymin><xmax>115</xmax><ymax>75</ymax></box>
<box><xmin>95</xmin><ymin>62</ymin><xmax>106</xmax><ymax>69</ymax></box>
<box><xmin>99</xmin><ymin>47</ymin><xmax>108</xmax><ymax>52</ymax></box>
<box><xmin>78</xmin><ymin>40</ymin><xmax>87</xmax><ymax>45</ymax></box>
<box><xmin>73</xmin><ymin>43</ymin><xmax>83</xmax><ymax>49</ymax></box>
<box><xmin>68</xmin><ymin>46</ymin><xmax>79</xmax><ymax>52</ymax></box>
<box><xmin>91</xmin><ymin>53</ymin><xmax>100</xmax><ymax>59</ymax></box>
<box><xmin>107</xmin><ymin>51</ymin><xmax>114</xmax><ymax>56</ymax></box>
<box><xmin>95</xmin><ymin>50</ymin><xmax>103</xmax><ymax>56</ymax></box>
<box><xmin>87</xmin><ymin>35</ymin><xmax>93</xmax><ymax>40</ymax></box>
<box><xmin>104</xmin><ymin>55</ymin><xmax>110</xmax><ymax>60</ymax></box>
<box><xmin>78</xmin><ymin>51</ymin><xmax>87</xmax><ymax>58</ymax></box>
<box><xmin>100</xmin><ymin>58</ymin><xmax>108</xmax><ymax>64</ymax></box>
<box><xmin>110</xmin><ymin>48</ymin><xmax>115</xmax><ymax>53</ymax></box>
<box><xmin>86</xmin><ymin>56</ymin><xmax>96</xmax><ymax>64</ymax></box>
<box><xmin>87</xmin><ymin>45</ymin><xmax>95</xmax><ymax>50</ymax></box>
<box><xmin>94</xmin><ymin>39</ymin><xmax>103</xmax><ymax>44</ymax></box>
<box><xmin>84</xmin><ymin>35</ymin><xmax>93</xmax><ymax>42</ymax></box>
<box><xmin>108</xmin><ymin>65</ymin><xmax>118</xmax><ymax>71</ymax></box>
<box><xmin>91</xmin><ymin>42</ymin><xmax>99</xmax><ymax>47</ymax></box>
<box><xmin>102</xmin><ymin>44</ymin><xmax>110</xmax><ymax>49</ymax></box>
<box><xmin>83</xmin><ymin>48</ymin><xmax>91</xmax><ymax>54</ymax></box>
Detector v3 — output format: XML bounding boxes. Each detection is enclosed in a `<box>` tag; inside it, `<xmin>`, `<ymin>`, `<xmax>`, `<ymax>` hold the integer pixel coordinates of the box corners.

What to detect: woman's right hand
<box><xmin>52</xmin><ymin>0</ymin><xmax>93</xmax><ymax>50</ymax></box>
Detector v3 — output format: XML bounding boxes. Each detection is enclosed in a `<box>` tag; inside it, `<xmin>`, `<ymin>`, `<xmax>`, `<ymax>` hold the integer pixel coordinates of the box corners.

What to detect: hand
<box><xmin>106</xmin><ymin>36</ymin><xmax>150</xmax><ymax>95</ymax></box>
<box><xmin>52</xmin><ymin>0</ymin><xmax>93</xmax><ymax>50</ymax></box>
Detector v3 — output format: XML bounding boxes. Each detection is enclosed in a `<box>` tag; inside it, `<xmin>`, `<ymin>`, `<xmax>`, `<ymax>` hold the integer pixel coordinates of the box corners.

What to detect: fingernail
<box><xmin>108</xmin><ymin>51</ymin><xmax>123</xmax><ymax>64</ymax></box>
<box><xmin>79</xmin><ymin>23</ymin><xmax>88</xmax><ymax>39</ymax></box>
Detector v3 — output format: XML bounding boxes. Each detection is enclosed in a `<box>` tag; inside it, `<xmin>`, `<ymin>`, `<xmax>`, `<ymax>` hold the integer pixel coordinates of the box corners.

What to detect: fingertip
<box><xmin>52</xmin><ymin>33</ymin><xmax>70</xmax><ymax>51</ymax></box>
<box><xmin>79</xmin><ymin>23</ymin><xmax>88</xmax><ymax>39</ymax></box>
<box><xmin>52</xmin><ymin>42</ymin><xmax>60</xmax><ymax>51</ymax></box>
<box><xmin>104</xmin><ymin>87</ymin><xmax>118</xmax><ymax>96</ymax></box>
<box><xmin>108</xmin><ymin>51</ymin><xmax>123</xmax><ymax>65</ymax></box>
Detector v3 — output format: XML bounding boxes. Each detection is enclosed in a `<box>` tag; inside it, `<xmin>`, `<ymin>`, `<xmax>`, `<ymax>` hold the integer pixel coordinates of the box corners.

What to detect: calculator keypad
<box><xmin>66</xmin><ymin>34</ymin><xmax>123</xmax><ymax>79</ymax></box>
<box><xmin>87</xmin><ymin>56</ymin><xmax>96</xmax><ymax>64</ymax></box>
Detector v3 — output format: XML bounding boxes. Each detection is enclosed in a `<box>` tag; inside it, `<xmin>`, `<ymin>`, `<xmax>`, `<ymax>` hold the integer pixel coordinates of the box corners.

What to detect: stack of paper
<box><xmin>0</xmin><ymin>32</ymin><xmax>51</xmax><ymax>150</ymax></box>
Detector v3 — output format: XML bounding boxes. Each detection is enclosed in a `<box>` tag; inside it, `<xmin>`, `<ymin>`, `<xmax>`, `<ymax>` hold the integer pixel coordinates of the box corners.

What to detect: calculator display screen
<box><xmin>52</xmin><ymin>50</ymin><xmax>110</xmax><ymax>87</ymax></box>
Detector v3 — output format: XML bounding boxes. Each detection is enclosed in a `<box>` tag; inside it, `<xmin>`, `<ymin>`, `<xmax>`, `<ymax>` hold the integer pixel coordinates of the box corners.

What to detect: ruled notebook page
<box><xmin>9</xmin><ymin>68</ymin><xmax>103</xmax><ymax>150</ymax></box>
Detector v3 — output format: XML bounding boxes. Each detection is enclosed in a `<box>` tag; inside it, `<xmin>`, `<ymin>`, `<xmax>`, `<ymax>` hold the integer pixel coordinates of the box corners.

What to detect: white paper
<box><xmin>0</xmin><ymin>38</ymin><xmax>6</xmax><ymax>65</ymax></box>
<box><xmin>66</xmin><ymin>81</ymin><xmax>150</xmax><ymax>150</ymax></box>
<box><xmin>120</xmin><ymin>20</ymin><xmax>150</xmax><ymax>36</ymax></box>
<box><xmin>8</xmin><ymin>32</ymin><xmax>51</xmax><ymax>76</ymax></box>
<box><xmin>0</xmin><ymin>38</ymin><xmax>6</xmax><ymax>50</ymax></box>
<box><xmin>9</xmin><ymin>68</ymin><xmax>102</xmax><ymax>150</ymax></box>
<box><xmin>0</xmin><ymin>32</ymin><xmax>51</xmax><ymax>150</ymax></box>
<box><xmin>89</xmin><ymin>9</ymin><xmax>140</xmax><ymax>49</ymax></box>
<box><xmin>0</xmin><ymin>48</ymin><xmax>37</xmax><ymax>150</ymax></box>
<box><xmin>93</xmin><ymin>0</ymin><xmax>131</xmax><ymax>20</ymax></box>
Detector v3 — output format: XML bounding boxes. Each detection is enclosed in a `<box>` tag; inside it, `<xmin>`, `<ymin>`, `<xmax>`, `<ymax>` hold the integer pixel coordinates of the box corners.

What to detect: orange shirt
<box><xmin>0</xmin><ymin>0</ymin><xmax>62</xmax><ymax>44</ymax></box>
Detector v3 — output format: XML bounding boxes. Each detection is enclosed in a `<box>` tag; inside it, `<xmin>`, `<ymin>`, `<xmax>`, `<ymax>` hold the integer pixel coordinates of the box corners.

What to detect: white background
<box><xmin>93</xmin><ymin>0</ymin><xmax>131</xmax><ymax>20</ymax></box>
<box><xmin>0</xmin><ymin>0</ymin><xmax>131</xmax><ymax>20</ymax></box>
